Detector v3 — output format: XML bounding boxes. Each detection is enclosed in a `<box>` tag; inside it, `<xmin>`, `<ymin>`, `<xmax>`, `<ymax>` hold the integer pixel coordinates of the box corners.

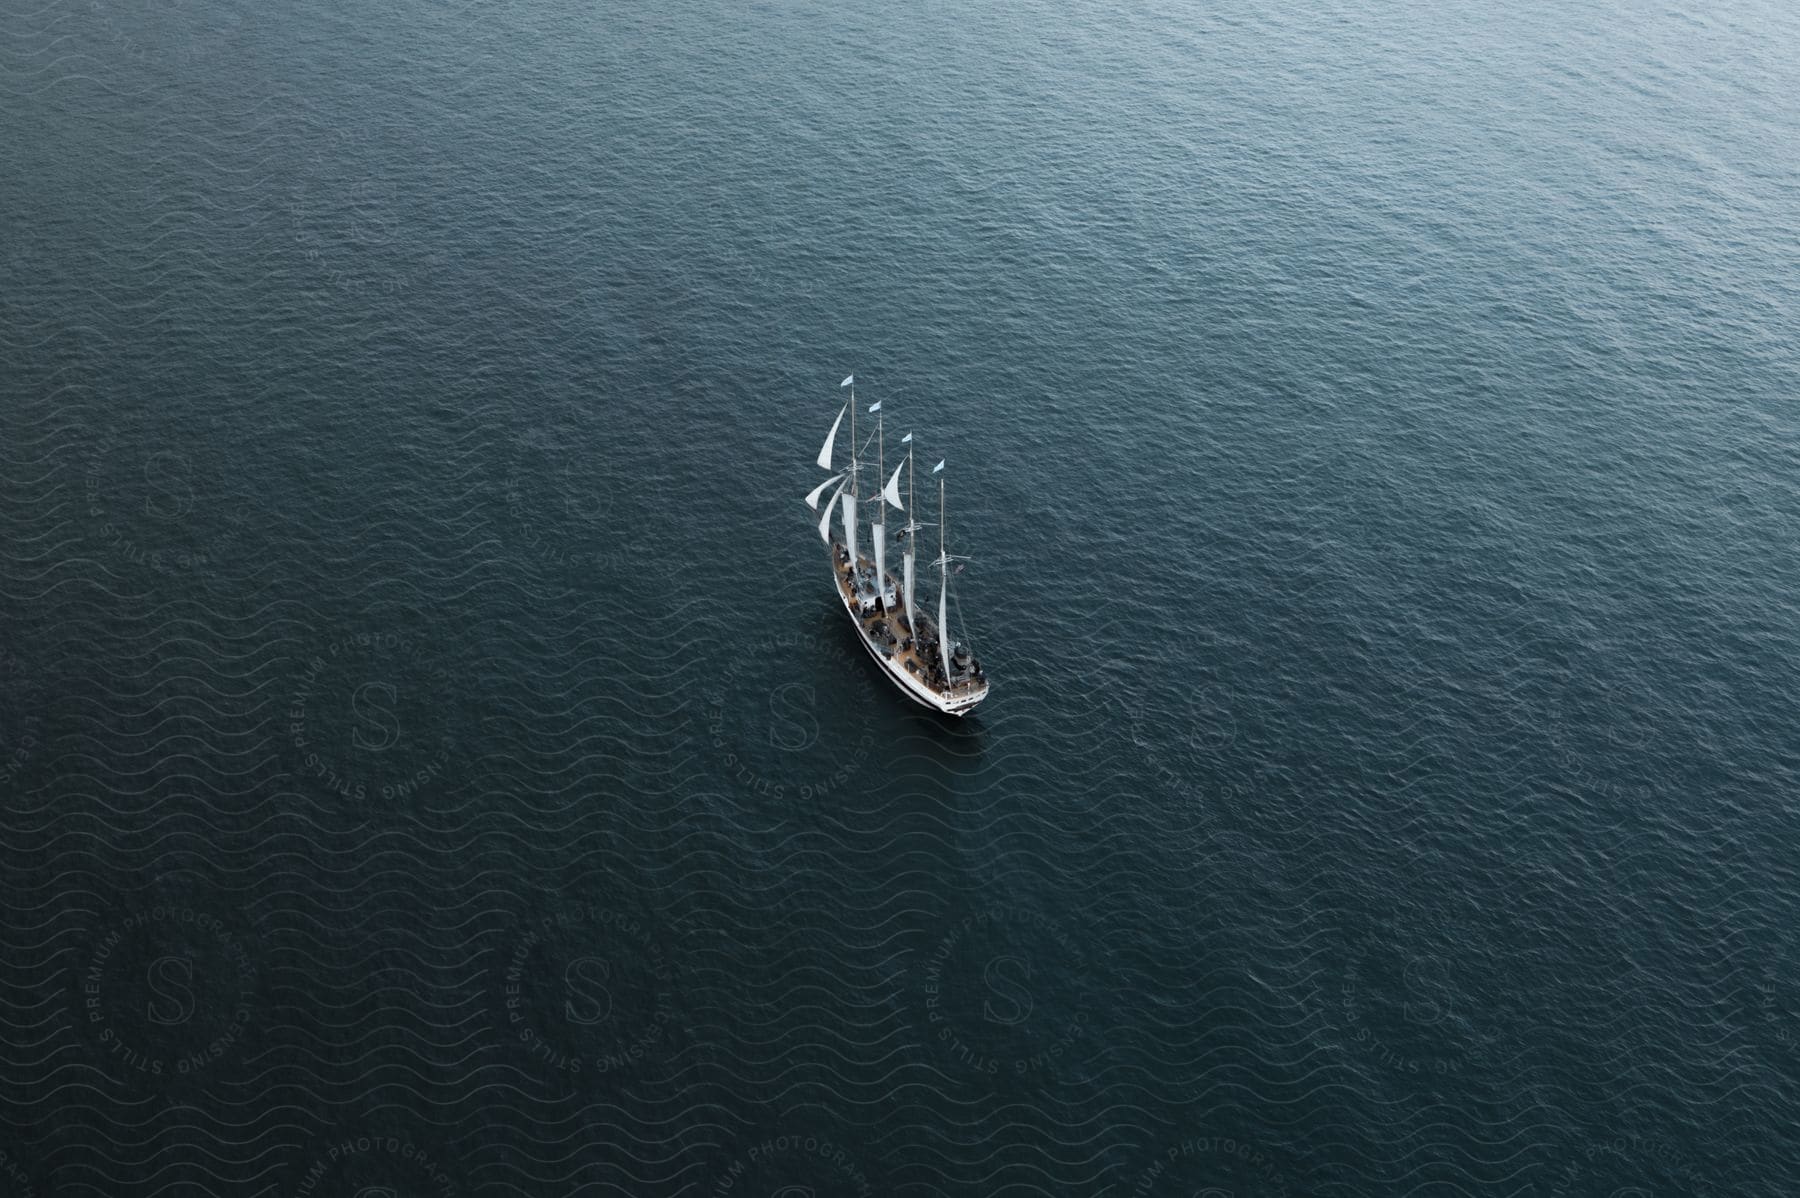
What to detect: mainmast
<box><xmin>936</xmin><ymin>465</ymin><xmax>951</xmax><ymax>687</ymax></box>
<box><xmin>871</xmin><ymin>398</ymin><xmax>887</xmax><ymax>608</ymax></box>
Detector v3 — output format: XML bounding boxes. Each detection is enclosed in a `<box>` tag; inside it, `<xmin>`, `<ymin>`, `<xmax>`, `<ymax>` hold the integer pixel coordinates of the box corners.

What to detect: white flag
<box><xmin>868</xmin><ymin>401</ymin><xmax>881</xmax><ymax>413</ymax></box>
<box><xmin>840</xmin><ymin>374</ymin><xmax>854</xmax><ymax>388</ymax></box>
<box><xmin>901</xmin><ymin>432</ymin><xmax>912</xmax><ymax>444</ymax></box>
<box><xmin>932</xmin><ymin>459</ymin><xmax>945</xmax><ymax>474</ymax></box>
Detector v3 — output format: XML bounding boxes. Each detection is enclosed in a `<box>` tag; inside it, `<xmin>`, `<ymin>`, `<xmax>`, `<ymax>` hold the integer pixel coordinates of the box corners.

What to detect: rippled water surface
<box><xmin>4</xmin><ymin>0</ymin><xmax>1800</xmax><ymax>1192</ymax></box>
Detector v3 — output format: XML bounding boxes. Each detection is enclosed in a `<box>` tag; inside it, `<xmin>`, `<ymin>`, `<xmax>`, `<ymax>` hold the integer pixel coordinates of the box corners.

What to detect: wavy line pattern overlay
<box><xmin>6</xmin><ymin>0</ymin><xmax>1800</xmax><ymax>1193</ymax></box>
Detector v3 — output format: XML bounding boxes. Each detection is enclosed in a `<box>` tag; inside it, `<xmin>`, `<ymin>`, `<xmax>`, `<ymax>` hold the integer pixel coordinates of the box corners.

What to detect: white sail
<box><xmin>938</xmin><ymin>578</ymin><xmax>951</xmax><ymax>682</ymax></box>
<box><xmin>903</xmin><ymin>547</ymin><xmax>915</xmax><ymax>627</ymax></box>
<box><xmin>817</xmin><ymin>480</ymin><xmax>845</xmax><ymax>542</ymax></box>
<box><xmin>873</xmin><ymin>524</ymin><xmax>887</xmax><ymax>603</ymax></box>
<box><xmin>842</xmin><ymin>491</ymin><xmax>858</xmax><ymax>564</ymax></box>
<box><xmin>805</xmin><ymin>472</ymin><xmax>843</xmax><ymax>511</ymax></box>
<box><xmin>816</xmin><ymin>404</ymin><xmax>847</xmax><ymax>470</ymax></box>
<box><xmin>882</xmin><ymin>460</ymin><xmax>905</xmax><ymax>511</ymax></box>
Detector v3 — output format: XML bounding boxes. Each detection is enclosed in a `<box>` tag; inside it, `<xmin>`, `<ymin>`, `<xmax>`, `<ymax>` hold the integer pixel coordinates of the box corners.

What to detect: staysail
<box><xmin>817</xmin><ymin>479</ymin><xmax>845</xmax><ymax>542</ymax></box>
<box><xmin>882</xmin><ymin>460</ymin><xmax>905</xmax><ymax>510</ymax></box>
<box><xmin>816</xmin><ymin>404</ymin><xmax>847</xmax><ymax>471</ymax></box>
<box><xmin>805</xmin><ymin>472</ymin><xmax>844</xmax><ymax>511</ymax></box>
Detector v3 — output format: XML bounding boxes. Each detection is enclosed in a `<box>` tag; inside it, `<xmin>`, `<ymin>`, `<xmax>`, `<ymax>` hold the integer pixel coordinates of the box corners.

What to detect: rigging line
<box><xmin>951</xmin><ymin>572</ymin><xmax>975</xmax><ymax>655</ymax></box>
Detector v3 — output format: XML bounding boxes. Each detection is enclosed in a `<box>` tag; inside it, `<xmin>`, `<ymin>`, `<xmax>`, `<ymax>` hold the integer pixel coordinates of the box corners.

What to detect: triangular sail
<box><xmin>817</xmin><ymin>480</ymin><xmax>845</xmax><ymax>542</ymax></box>
<box><xmin>816</xmin><ymin>404</ymin><xmax>847</xmax><ymax>470</ymax></box>
<box><xmin>805</xmin><ymin>472</ymin><xmax>843</xmax><ymax>511</ymax></box>
<box><xmin>882</xmin><ymin>460</ymin><xmax>905</xmax><ymax>511</ymax></box>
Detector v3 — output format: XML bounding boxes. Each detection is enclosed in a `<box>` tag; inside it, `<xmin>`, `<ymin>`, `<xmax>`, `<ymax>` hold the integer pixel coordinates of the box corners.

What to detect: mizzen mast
<box><xmin>933</xmin><ymin>459</ymin><xmax>950</xmax><ymax>683</ymax></box>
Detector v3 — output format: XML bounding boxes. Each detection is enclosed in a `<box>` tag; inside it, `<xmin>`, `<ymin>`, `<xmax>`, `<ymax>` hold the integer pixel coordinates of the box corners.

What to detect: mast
<box><xmin>937</xmin><ymin>472</ymin><xmax>952</xmax><ymax>687</ymax></box>
<box><xmin>872</xmin><ymin>400</ymin><xmax>886</xmax><ymax>608</ymax></box>
<box><xmin>903</xmin><ymin>437</ymin><xmax>915</xmax><ymax>628</ymax></box>
<box><xmin>842</xmin><ymin>377</ymin><xmax>859</xmax><ymax>565</ymax></box>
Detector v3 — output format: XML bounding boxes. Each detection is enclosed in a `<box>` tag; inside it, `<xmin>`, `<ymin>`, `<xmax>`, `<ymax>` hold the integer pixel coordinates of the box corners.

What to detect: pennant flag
<box><xmin>901</xmin><ymin>432</ymin><xmax>912</xmax><ymax>444</ymax></box>
<box><xmin>868</xmin><ymin>401</ymin><xmax>881</xmax><ymax>413</ymax></box>
<box><xmin>932</xmin><ymin>459</ymin><xmax>945</xmax><ymax>474</ymax></box>
<box><xmin>840</xmin><ymin>374</ymin><xmax>854</xmax><ymax>388</ymax></box>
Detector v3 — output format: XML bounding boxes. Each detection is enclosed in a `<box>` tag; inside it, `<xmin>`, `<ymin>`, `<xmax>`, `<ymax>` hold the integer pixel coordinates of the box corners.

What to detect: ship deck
<box><xmin>832</xmin><ymin>548</ymin><xmax>986</xmax><ymax>704</ymax></box>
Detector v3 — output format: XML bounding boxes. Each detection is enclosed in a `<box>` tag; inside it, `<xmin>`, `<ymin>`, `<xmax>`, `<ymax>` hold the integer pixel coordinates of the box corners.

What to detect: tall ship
<box><xmin>804</xmin><ymin>374</ymin><xmax>989</xmax><ymax>716</ymax></box>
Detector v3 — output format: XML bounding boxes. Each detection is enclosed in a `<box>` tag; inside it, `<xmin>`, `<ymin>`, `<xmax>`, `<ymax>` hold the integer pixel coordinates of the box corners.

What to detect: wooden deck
<box><xmin>834</xmin><ymin>551</ymin><xmax>983</xmax><ymax>697</ymax></box>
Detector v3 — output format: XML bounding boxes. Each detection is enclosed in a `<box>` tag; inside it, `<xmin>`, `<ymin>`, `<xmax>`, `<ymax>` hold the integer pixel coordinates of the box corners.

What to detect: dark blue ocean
<box><xmin>4</xmin><ymin>0</ymin><xmax>1799</xmax><ymax>1192</ymax></box>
